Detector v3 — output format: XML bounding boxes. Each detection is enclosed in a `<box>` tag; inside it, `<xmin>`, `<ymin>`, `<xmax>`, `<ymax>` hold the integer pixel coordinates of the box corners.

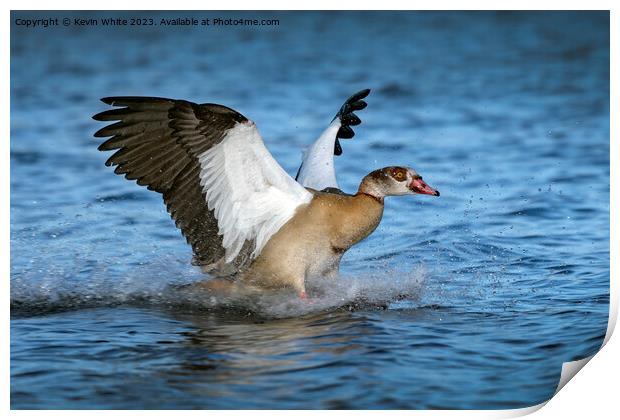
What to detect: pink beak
<box><xmin>409</xmin><ymin>177</ymin><xmax>440</xmax><ymax>196</ymax></box>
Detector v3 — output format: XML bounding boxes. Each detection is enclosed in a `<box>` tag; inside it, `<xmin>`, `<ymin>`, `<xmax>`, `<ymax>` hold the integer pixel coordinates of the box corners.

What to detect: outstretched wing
<box><xmin>94</xmin><ymin>97</ymin><xmax>312</xmax><ymax>274</ymax></box>
<box><xmin>295</xmin><ymin>89</ymin><xmax>370</xmax><ymax>191</ymax></box>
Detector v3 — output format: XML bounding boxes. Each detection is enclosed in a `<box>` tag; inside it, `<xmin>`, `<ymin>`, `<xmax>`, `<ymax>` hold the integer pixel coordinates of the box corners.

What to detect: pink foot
<box><xmin>299</xmin><ymin>291</ymin><xmax>317</xmax><ymax>304</ymax></box>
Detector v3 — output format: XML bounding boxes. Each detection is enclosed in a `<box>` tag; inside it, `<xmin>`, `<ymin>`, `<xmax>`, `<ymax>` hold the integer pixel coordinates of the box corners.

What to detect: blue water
<box><xmin>10</xmin><ymin>11</ymin><xmax>609</xmax><ymax>409</ymax></box>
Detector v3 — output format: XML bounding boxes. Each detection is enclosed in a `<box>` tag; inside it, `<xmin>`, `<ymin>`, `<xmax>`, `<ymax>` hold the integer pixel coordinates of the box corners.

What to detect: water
<box><xmin>10</xmin><ymin>11</ymin><xmax>609</xmax><ymax>409</ymax></box>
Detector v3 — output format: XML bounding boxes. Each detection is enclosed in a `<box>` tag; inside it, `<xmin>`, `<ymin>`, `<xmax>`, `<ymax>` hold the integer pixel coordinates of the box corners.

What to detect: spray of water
<box><xmin>11</xmin><ymin>254</ymin><xmax>427</xmax><ymax>319</ymax></box>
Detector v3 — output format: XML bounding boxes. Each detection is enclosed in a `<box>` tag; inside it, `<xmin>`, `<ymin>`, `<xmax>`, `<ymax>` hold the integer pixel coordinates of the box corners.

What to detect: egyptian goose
<box><xmin>93</xmin><ymin>91</ymin><xmax>439</xmax><ymax>298</ymax></box>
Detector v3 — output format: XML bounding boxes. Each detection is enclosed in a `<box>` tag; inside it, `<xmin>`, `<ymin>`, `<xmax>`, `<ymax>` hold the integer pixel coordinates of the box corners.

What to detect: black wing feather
<box><xmin>93</xmin><ymin>96</ymin><xmax>250</xmax><ymax>273</ymax></box>
<box><xmin>333</xmin><ymin>88</ymin><xmax>370</xmax><ymax>155</ymax></box>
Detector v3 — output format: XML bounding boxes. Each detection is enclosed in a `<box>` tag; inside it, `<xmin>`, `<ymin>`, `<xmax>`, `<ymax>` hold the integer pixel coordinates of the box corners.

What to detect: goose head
<box><xmin>359</xmin><ymin>166</ymin><xmax>440</xmax><ymax>200</ymax></box>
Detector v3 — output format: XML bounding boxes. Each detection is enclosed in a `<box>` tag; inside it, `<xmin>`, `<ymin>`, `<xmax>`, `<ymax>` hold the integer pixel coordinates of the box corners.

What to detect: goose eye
<box><xmin>391</xmin><ymin>169</ymin><xmax>406</xmax><ymax>181</ymax></box>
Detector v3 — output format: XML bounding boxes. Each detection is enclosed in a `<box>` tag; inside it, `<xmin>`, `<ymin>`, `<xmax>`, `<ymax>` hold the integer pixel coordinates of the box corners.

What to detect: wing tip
<box><xmin>357</xmin><ymin>88</ymin><xmax>371</xmax><ymax>99</ymax></box>
<box><xmin>100</xmin><ymin>96</ymin><xmax>176</xmax><ymax>106</ymax></box>
<box><xmin>93</xmin><ymin>97</ymin><xmax>128</xmax><ymax>122</ymax></box>
<box><xmin>93</xmin><ymin>125</ymin><xmax>116</xmax><ymax>138</ymax></box>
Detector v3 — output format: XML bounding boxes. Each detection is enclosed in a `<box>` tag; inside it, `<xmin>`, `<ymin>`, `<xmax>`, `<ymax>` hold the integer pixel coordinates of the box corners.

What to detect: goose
<box><xmin>93</xmin><ymin>90</ymin><xmax>439</xmax><ymax>298</ymax></box>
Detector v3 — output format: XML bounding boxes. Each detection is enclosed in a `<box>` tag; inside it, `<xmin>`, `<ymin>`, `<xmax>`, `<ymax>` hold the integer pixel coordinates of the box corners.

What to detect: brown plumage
<box><xmin>240</xmin><ymin>188</ymin><xmax>384</xmax><ymax>292</ymax></box>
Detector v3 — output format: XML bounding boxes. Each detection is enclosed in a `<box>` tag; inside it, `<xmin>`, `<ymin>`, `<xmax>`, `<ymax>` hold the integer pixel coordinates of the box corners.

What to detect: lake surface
<box><xmin>10</xmin><ymin>11</ymin><xmax>609</xmax><ymax>409</ymax></box>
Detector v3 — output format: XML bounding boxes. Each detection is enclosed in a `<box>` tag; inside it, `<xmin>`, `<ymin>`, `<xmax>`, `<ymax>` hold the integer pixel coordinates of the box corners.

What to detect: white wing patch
<box><xmin>296</xmin><ymin>119</ymin><xmax>341</xmax><ymax>191</ymax></box>
<box><xmin>198</xmin><ymin>122</ymin><xmax>313</xmax><ymax>262</ymax></box>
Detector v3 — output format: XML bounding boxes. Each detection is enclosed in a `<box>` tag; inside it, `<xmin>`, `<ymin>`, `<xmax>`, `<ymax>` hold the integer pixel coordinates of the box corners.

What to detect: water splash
<box><xmin>171</xmin><ymin>267</ymin><xmax>427</xmax><ymax>318</ymax></box>
<box><xmin>10</xmin><ymin>255</ymin><xmax>426</xmax><ymax>319</ymax></box>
